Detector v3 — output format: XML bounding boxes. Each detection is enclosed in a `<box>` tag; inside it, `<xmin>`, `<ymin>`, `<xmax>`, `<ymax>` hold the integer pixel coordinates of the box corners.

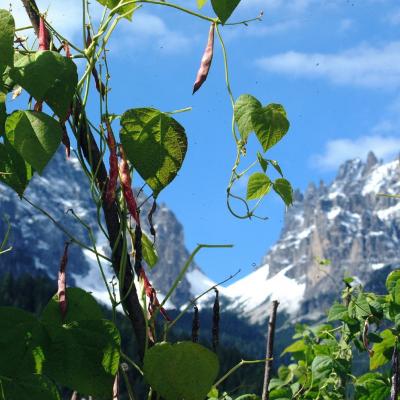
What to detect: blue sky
<box><xmin>11</xmin><ymin>0</ymin><xmax>400</xmax><ymax>283</ymax></box>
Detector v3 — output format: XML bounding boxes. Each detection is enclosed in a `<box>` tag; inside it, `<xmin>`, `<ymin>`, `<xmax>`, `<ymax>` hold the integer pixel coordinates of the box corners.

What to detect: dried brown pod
<box><xmin>212</xmin><ymin>288</ymin><xmax>220</xmax><ymax>351</ymax></box>
<box><xmin>192</xmin><ymin>22</ymin><xmax>215</xmax><ymax>94</ymax></box>
<box><xmin>192</xmin><ymin>305</ymin><xmax>200</xmax><ymax>343</ymax></box>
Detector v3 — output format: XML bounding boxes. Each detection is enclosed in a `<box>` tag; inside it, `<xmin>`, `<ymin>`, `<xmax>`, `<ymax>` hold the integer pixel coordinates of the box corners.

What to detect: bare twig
<box><xmin>262</xmin><ymin>300</ymin><xmax>279</xmax><ymax>400</ymax></box>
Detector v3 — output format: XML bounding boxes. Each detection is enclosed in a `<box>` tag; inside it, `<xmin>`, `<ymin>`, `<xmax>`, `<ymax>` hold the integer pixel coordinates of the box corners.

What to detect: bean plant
<box><xmin>0</xmin><ymin>0</ymin><xmax>293</xmax><ymax>399</ymax></box>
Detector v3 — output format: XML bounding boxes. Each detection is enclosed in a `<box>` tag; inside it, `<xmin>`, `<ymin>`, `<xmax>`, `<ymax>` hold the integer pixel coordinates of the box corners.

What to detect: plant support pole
<box><xmin>262</xmin><ymin>300</ymin><xmax>279</xmax><ymax>400</ymax></box>
<box><xmin>391</xmin><ymin>344</ymin><xmax>399</xmax><ymax>400</ymax></box>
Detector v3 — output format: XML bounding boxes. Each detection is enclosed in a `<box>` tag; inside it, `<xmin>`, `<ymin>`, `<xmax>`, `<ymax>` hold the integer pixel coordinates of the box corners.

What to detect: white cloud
<box><xmin>256</xmin><ymin>41</ymin><xmax>400</xmax><ymax>89</ymax></box>
<box><xmin>311</xmin><ymin>135</ymin><xmax>400</xmax><ymax>170</ymax></box>
<box><xmin>115</xmin><ymin>11</ymin><xmax>192</xmax><ymax>53</ymax></box>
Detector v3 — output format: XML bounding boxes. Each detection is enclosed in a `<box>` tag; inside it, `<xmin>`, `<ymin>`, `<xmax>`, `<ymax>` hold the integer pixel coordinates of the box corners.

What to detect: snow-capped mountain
<box><xmin>0</xmin><ymin>147</ymin><xmax>210</xmax><ymax>308</ymax></box>
<box><xmin>223</xmin><ymin>152</ymin><xmax>400</xmax><ymax>323</ymax></box>
<box><xmin>1</xmin><ymin>148</ymin><xmax>399</xmax><ymax>325</ymax></box>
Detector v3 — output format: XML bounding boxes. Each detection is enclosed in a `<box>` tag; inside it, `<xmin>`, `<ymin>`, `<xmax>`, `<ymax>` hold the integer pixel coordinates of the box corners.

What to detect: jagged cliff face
<box><xmin>225</xmin><ymin>153</ymin><xmax>400</xmax><ymax>323</ymax></box>
<box><xmin>0</xmin><ymin>148</ymin><xmax>208</xmax><ymax>307</ymax></box>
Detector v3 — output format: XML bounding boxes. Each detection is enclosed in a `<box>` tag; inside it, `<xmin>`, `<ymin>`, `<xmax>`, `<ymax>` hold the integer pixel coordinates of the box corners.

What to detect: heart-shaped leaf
<box><xmin>246</xmin><ymin>172</ymin><xmax>271</xmax><ymax>200</ymax></box>
<box><xmin>0</xmin><ymin>9</ymin><xmax>15</xmax><ymax>71</ymax></box>
<box><xmin>252</xmin><ymin>104</ymin><xmax>289</xmax><ymax>152</ymax></box>
<box><xmin>211</xmin><ymin>0</ymin><xmax>241</xmax><ymax>24</ymax></box>
<box><xmin>0</xmin><ymin>140</ymin><xmax>34</xmax><ymax>196</ymax></box>
<box><xmin>143</xmin><ymin>341</ymin><xmax>219</xmax><ymax>400</ymax></box>
<box><xmin>10</xmin><ymin>51</ymin><xmax>77</xmax><ymax>119</ymax></box>
<box><xmin>273</xmin><ymin>178</ymin><xmax>293</xmax><ymax>206</ymax></box>
<box><xmin>370</xmin><ymin>329</ymin><xmax>396</xmax><ymax>370</ymax></box>
<box><xmin>234</xmin><ymin>94</ymin><xmax>261</xmax><ymax>142</ymax></box>
<box><xmin>41</xmin><ymin>288</ymin><xmax>104</xmax><ymax>325</ymax></box>
<box><xmin>43</xmin><ymin>320</ymin><xmax>121</xmax><ymax>398</ymax></box>
<box><xmin>234</xmin><ymin>95</ymin><xmax>289</xmax><ymax>151</ymax></box>
<box><xmin>5</xmin><ymin>110</ymin><xmax>62</xmax><ymax>174</ymax></box>
<box><xmin>0</xmin><ymin>374</ymin><xmax>61</xmax><ymax>400</ymax></box>
<box><xmin>120</xmin><ymin>108</ymin><xmax>187</xmax><ymax>197</ymax></box>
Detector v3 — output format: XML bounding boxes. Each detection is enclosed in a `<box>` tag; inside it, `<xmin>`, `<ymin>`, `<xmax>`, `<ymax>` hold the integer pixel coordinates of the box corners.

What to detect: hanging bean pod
<box><xmin>192</xmin><ymin>305</ymin><xmax>200</xmax><ymax>343</ymax></box>
<box><xmin>119</xmin><ymin>145</ymin><xmax>140</xmax><ymax>226</ymax></box>
<box><xmin>104</xmin><ymin>120</ymin><xmax>118</xmax><ymax>207</ymax></box>
<box><xmin>38</xmin><ymin>16</ymin><xmax>49</xmax><ymax>51</ymax></box>
<box><xmin>192</xmin><ymin>22</ymin><xmax>215</xmax><ymax>94</ymax></box>
<box><xmin>212</xmin><ymin>288</ymin><xmax>220</xmax><ymax>352</ymax></box>
<box><xmin>58</xmin><ymin>242</ymin><xmax>70</xmax><ymax>320</ymax></box>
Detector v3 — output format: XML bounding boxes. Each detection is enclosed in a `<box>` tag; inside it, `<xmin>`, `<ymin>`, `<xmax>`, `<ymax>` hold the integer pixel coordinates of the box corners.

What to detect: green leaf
<box><xmin>143</xmin><ymin>341</ymin><xmax>219</xmax><ymax>400</ymax></box>
<box><xmin>268</xmin><ymin>159</ymin><xmax>284</xmax><ymax>177</ymax></box>
<box><xmin>120</xmin><ymin>108</ymin><xmax>187</xmax><ymax>197</ymax></box>
<box><xmin>0</xmin><ymin>374</ymin><xmax>61</xmax><ymax>400</ymax></box>
<box><xmin>5</xmin><ymin>110</ymin><xmax>62</xmax><ymax>174</ymax></box>
<box><xmin>370</xmin><ymin>329</ymin><xmax>396</xmax><ymax>370</ymax></box>
<box><xmin>43</xmin><ymin>319</ymin><xmax>121</xmax><ymax>398</ymax></box>
<box><xmin>281</xmin><ymin>339</ymin><xmax>306</xmax><ymax>355</ymax></box>
<box><xmin>386</xmin><ymin>270</ymin><xmax>400</xmax><ymax>297</ymax></box>
<box><xmin>0</xmin><ymin>140</ymin><xmax>33</xmax><ymax>196</ymax></box>
<box><xmin>142</xmin><ymin>231</ymin><xmax>158</xmax><ymax>268</ymax></box>
<box><xmin>268</xmin><ymin>387</ymin><xmax>291</xmax><ymax>400</ymax></box>
<box><xmin>0</xmin><ymin>307</ymin><xmax>49</xmax><ymax>378</ymax></box>
<box><xmin>311</xmin><ymin>355</ymin><xmax>333</xmax><ymax>381</ymax></box>
<box><xmin>9</xmin><ymin>51</ymin><xmax>77</xmax><ymax>119</ymax></box>
<box><xmin>252</xmin><ymin>104</ymin><xmax>290</xmax><ymax>152</ymax></box>
<box><xmin>234</xmin><ymin>94</ymin><xmax>261</xmax><ymax>141</ymax></box>
<box><xmin>327</xmin><ymin>302</ymin><xmax>348</xmax><ymax>322</ymax></box>
<box><xmin>0</xmin><ymin>9</ymin><xmax>15</xmax><ymax>71</ymax></box>
<box><xmin>41</xmin><ymin>288</ymin><xmax>104</xmax><ymax>325</ymax></box>
<box><xmin>95</xmin><ymin>0</ymin><xmax>137</xmax><ymax>19</ymax></box>
<box><xmin>197</xmin><ymin>0</ymin><xmax>208</xmax><ymax>9</ymax></box>
<box><xmin>210</xmin><ymin>0</ymin><xmax>241</xmax><ymax>24</ymax></box>
<box><xmin>355</xmin><ymin>372</ymin><xmax>390</xmax><ymax>400</ymax></box>
<box><xmin>273</xmin><ymin>178</ymin><xmax>293</xmax><ymax>206</ymax></box>
<box><xmin>246</xmin><ymin>172</ymin><xmax>271</xmax><ymax>200</ymax></box>
<box><xmin>234</xmin><ymin>96</ymin><xmax>290</xmax><ymax>152</ymax></box>
<box><xmin>257</xmin><ymin>152</ymin><xmax>268</xmax><ymax>172</ymax></box>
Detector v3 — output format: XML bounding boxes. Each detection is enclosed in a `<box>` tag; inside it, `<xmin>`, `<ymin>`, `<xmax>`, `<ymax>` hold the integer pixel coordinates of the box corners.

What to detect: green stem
<box><xmin>214</xmin><ymin>359</ymin><xmax>271</xmax><ymax>387</ymax></box>
<box><xmin>156</xmin><ymin>244</ymin><xmax>233</xmax><ymax>314</ymax></box>
<box><xmin>121</xmin><ymin>352</ymin><xmax>144</xmax><ymax>375</ymax></box>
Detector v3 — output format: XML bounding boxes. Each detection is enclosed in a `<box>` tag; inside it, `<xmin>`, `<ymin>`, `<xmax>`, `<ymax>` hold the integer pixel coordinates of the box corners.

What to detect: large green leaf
<box><xmin>234</xmin><ymin>95</ymin><xmax>261</xmax><ymax>141</ymax></box>
<box><xmin>246</xmin><ymin>172</ymin><xmax>271</xmax><ymax>200</ymax></box>
<box><xmin>311</xmin><ymin>355</ymin><xmax>333</xmax><ymax>382</ymax></box>
<box><xmin>43</xmin><ymin>319</ymin><xmax>121</xmax><ymax>398</ymax></box>
<box><xmin>355</xmin><ymin>373</ymin><xmax>390</xmax><ymax>400</ymax></box>
<box><xmin>281</xmin><ymin>339</ymin><xmax>306</xmax><ymax>355</ymax></box>
<box><xmin>327</xmin><ymin>302</ymin><xmax>348</xmax><ymax>322</ymax></box>
<box><xmin>9</xmin><ymin>51</ymin><xmax>77</xmax><ymax>119</ymax></box>
<box><xmin>0</xmin><ymin>307</ymin><xmax>49</xmax><ymax>378</ymax></box>
<box><xmin>386</xmin><ymin>270</ymin><xmax>400</xmax><ymax>297</ymax></box>
<box><xmin>211</xmin><ymin>0</ymin><xmax>241</xmax><ymax>24</ymax></box>
<box><xmin>41</xmin><ymin>288</ymin><xmax>104</xmax><ymax>325</ymax></box>
<box><xmin>370</xmin><ymin>329</ymin><xmax>396</xmax><ymax>370</ymax></box>
<box><xmin>143</xmin><ymin>341</ymin><xmax>219</xmax><ymax>400</ymax></box>
<box><xmin>5</xmin><ymin>110</ymin><xmax>62</xmax><ymax>174</ymax></box>
<box><xmin>0</xmin><ymin>140</ymin><xmax>33</xmax><ymax>196</ymax></box>
<box><xmin>252</xmin><ymin>104</ymin><xmax>290</xmax><ymax>152</ymax></box>
<box><xmin>273</xmin><ymin>178</ymin><xmax>293</xmax><ymax>206</ymax></box>
<box><xmin>0</xmin><ymin>374</ymin><xmax>61</xmax><ymax>400</ymax></box>
<box><xmin>0</xmin><ymin>9</ymin><xmax>15</xmax><ymax>71</ymax></box>
<box><xmin>234</xmin><ymin>95</ymin><xmax>289</xmax><ymax>151</ymax></box>
<box><xmin>120</xmin><ymin>108</ymin><xmax>187</xmax><ymax>197</ymax></box>
<box><xmin>95</xmin><ymin>0</ymin><xmax>137</xmax><ymax>19</ymax></box>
